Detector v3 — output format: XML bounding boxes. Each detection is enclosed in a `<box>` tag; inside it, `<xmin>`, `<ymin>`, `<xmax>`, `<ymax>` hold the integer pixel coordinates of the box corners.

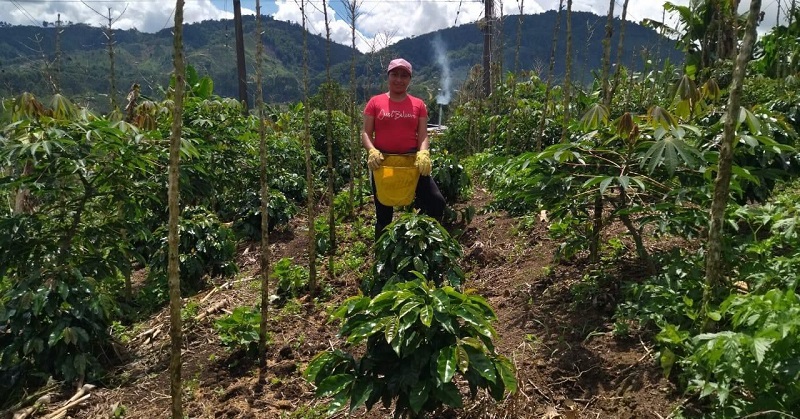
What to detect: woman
<box><xmin>361</xmin><ymin>58</ymin><xmax>446</xmax><ymax>240</ymax></box>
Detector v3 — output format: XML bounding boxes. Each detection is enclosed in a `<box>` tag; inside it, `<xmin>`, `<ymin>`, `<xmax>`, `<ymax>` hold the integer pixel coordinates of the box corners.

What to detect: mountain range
<box><xmin>0</xmin><ymin>11</ymin><xmax>680</xmax><ymax>111</ymax></box>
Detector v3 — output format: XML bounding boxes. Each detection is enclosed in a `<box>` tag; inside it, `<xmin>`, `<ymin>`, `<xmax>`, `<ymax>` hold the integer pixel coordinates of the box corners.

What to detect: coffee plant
<box><xmin>305</xmin><ymin>276</ymin><xmax>516</xmax><ymax>417</ymax></box>
<box><xmin>149</xmin><ymin>207</ymin><xmax>238</xmax><ymax>292</ymax></box>
<box><xmin>431</xmin><ymin>152</ymin><xmax>471</xmax><ymax>205</ymax></box>
<box><xmin>230</xmin><ymin>188</ymin><xmax>297</xmax><ymax>240</ymax></box>
<box><xmin>366</xmin><ymin>213</ymin><xmax>464</xmax><ymax>295</ymax></box>
<box><xmin>214</xmin><ymin>305</ymin><xmax>265</xmax><ymax>354</ymax></box>
<box><xmin>273</xmin><ymin>257</ymin><xmax>310</xmax><ymax>301</ymax></box>
<box><xmin>0</xmin><ymin>263</ymin><xmax>119</xmax><ymax>393</ymax></box>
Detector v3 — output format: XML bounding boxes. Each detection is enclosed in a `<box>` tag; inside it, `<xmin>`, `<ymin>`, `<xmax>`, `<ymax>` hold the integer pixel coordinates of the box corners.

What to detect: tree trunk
<box><xmin>589</xmin><ymin>194</ymin><xmax>602</xmax><ymax>263</ymax></box>
<box><xmin>323</xmin><ymin>0</ymin><xmax>336</xmax><ymax>284</ymax></box>
<box><xmin>300</xmin><ymin>0</ymin><xmax>318</xmax><ymax>293</ymax></box>
<box><xmin>617</xmin><ymin>187</ymin><xmax>653</xmax><ymax>273</ymax></box>
<box><xmin>609</xmin><ymin>0</ymin><xmax>629</xmax><ymax>101</ymax></box>
<box><xmin>513</xmin><ymin>0</ymin><xmax>524</xmax><ymax>75</ymax></box>
<box><xmin>600</xmin><ymin>0</ymin><xmax>615</xmax><ymax>108</ymax></box>
<box><xmin>703</xmin><ymin>0</ymin><xmax>762</xmax><ymax>318</ymax></box>
<box><xmin>560</xmin><ymin>0</ymin><xmax>573</xmax><ymax>143</ymax></box>
<box><xmin>589</xmin><ymin>0</ymin><xmax>616</xmax><ymax>264</ymax></box>
<box><xmin>345</xmin><ymin>0</ymin><xmax>362</xmax><ymax>217</ymax></box>
<box><xmin>581</xmin><ymin>20</ymin><xmax>597</xmax><ymax>100</ymax></box>
<box><xmin>55</xmin><ymin>14</ymin><xmax>62</xmax><ymax>93</ymax></box>
<box><xmin>493</xmin><ymin>2</ymin><xmax>504</xmax><ymax>84</ymax></box>
<box><xmin>233</xmin><ymin>0</ymin><xmax>249</xmax><ymax>110</ymax></box>
<box><xmin>506</xmin><ymin>0</ymin><xmax>525</xmax><ymax>150</ymax></box>
<box><xmin>536</xmin><ymin>0</ymin><xmax>563</xmax><ymax>150</ymax></box>
<box><xmin>13</xmin><ymin>160</ymin><xmax>34</xmax><ymax>214</ymax></box>
<box><xmin>106</xmin><ymin>9</ymin><xmax>118</xmax><ymax>111</ymax></box>
<box><xmin>167</xmin><ymin>0</ymin><xmax>186</xmax><ymax>415</ymax></box>
<box><xmin>254</xmin><ymin>0</ymin><xmax>271</xmax><ymax>381</ymax></box>
<box><xmin>482</xmin><ymin>0</ymin><xmax>493</xmax><ymax>97</ymax></box>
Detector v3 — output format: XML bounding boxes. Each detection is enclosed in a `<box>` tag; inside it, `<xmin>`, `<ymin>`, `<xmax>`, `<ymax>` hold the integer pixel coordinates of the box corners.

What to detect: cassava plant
<box><xmin>305</xmin><ymin>276</ymin><xmax>517</xmax><ymax>418</ymax></box>
<box><xmin>0</xmin><ymin>94</ymin><xmax>156</xmax><ymax>394</ymax></box>
<box><xmin>619</xmin><ymin>182</ymin><xmax>800</xmax><ymax>415</ymax></box>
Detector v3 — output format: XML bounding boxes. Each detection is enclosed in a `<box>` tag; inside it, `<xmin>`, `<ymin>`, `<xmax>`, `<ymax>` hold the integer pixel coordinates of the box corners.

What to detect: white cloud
<box><xmin>0</xmin><ymin>0</ymin><xmax>789</xmax><ymax>53</ymax></box>
<box><xmin>2</xmin><ymin>0</ymin><xmax>238</xmax><ymax>32</ymax></box>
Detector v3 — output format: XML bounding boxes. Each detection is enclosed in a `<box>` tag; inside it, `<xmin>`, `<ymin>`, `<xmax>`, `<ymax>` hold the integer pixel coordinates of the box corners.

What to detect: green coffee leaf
<box><xmin>398</xmin><ymin>299</ymin><xmax>423</xmax><ymax>319</ymax></box>
<box><xmin>495</xmin><ymin>355</ymin><xmax>517</xmax><ymax>393</ymax></box>
<box><xmin>408</xmin><ymin>380</ymin><xmax>430</xmax><ymax>414</ymax></box>
<box><xmin>304</xmin><ymin>351</ymin><xmax>334</xmax><ymax>382</ymax></box>
<box><xmin>317</xmin><ymin>374</ymin><xmax>354</xmax><ymax>398</ymax></box>
<box><xmin>456</xmin><ymin>305</ymin><xmax>495</xmax><ymax>339</ymax></box>
<box><xmin>433</xmin><ymin>382</ymin><xmax>463</xmax><ymax>408</ymax></box>
<box><xmin>328</xmin><ymin>389</ymin><xmax>349</xmax><ymax>416</ymax></box>
<box><xmin>420</xmin><ymin>305</ymin><xmax>433</xmax><ymax>327</ymax></box>
<box><xmin>385</xmin><ymin>316</ymin><xmax>399</xmax><ymax>345</ymax></box>
<box><xmin>465</xmin><ymin>346</ymin><xmax>496</xmax><ymax>383</ymax></box>
<box><xmin>437</xmin><ymin>346</ymin><xmax>457</xmax><ymax>383</ymax></box>
<box><xmin>456</xmin><ymin>345</ymin><xmax>470</xmax><ymax>373</ymax></box>
<box><xmin>349</xmin><ymin>378</ymin><xmax>373</xmax><ymax>413</ymax></box>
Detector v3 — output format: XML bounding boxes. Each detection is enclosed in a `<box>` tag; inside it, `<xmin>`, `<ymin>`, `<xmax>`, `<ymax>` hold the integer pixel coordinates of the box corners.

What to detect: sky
<box><xmin>1</xmin><ymin>0</ymin><xmax>790</xmax><ymax>52</ymax></box>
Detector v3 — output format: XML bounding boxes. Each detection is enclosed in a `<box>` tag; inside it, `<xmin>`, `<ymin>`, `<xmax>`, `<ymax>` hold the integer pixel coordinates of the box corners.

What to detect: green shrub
<box><xmin>273</xmin><ymin>257</ymin><xmax>310</xmax><ymax>300</ymax></box>
<box><xmin>367</xmin><ymin>213</ymin><xmax>464</xmax><ymax>296</ymax></box>
<box><xmin>231</xmin><ymin>189</ymin><xmax>297</xmax><ymax>240</ymax></box>
<box><xmin>214</xmin><ymin>305</ymin><xmax>265</xmax><ymax>353</ymax></box>
<box><xmin>314</xmin><ymin>217</ymin><xmax>332</xmax><ymax>257</ymax></box>
<box><xmin>149</xmin><ymin>207</ymin><xmax>238</xmax><ymax>291</ymax></box>
<box><xmin>432</xmin><ymin>152</ymin><xmax>471</xmax><ymax>205</ymax></box>
<box><xmin>620</xmin><ymin>186</ymin><xmax>800</xmax><ymax>416</ymax></box>
<box><xmin>656</xmin><ymin>289</ymin><xmax>800</xmax><ymax>416</ymax></box>
<box><xmin>617</xmin><ymin>250</ymin><xmax>708</xmax><ymax>332</ymax></box>
<box><xmin>0</xmin><ymin>104</ymin><xmax>149</xmax><ymax>395</ymax></box>
<box><xmin>333</xmin><ymin>178</ymin><xmax>372</xmax><ymax>220</ymax></box>
<box><xmin>0</xmin><ymin>265</ymin><xmax>118</xmax><ymax>391</ymax></box>
<box><xmin>305</xmin><ymin>277</ymin><xmax>517</xmax><ymax>417</ymax></box>
<box><xmin>306</xmin><ymin>108</ymin><xmax>355</xmax><ymax>189</ymax></box>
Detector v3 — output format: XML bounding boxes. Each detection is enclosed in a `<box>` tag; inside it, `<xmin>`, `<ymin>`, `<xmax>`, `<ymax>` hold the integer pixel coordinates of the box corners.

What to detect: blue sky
<box><xmin>1</xmin><ymin>0</ymin><xmax>790</xmax><ymax>52</ymax></box>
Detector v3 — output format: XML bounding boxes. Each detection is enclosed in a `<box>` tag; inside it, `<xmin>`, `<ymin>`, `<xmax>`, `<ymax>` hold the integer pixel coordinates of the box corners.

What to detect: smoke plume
<box><xmin>431</xmin><ymin>34</ymin><xmax>451</xmax><ymax>105</ymax></box>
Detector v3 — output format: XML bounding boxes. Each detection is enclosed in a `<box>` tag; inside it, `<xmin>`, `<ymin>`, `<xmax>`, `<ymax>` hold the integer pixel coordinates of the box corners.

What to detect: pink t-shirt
<box><xmin>364</xmin><ymin>93</ymin><xmax>428</xmax><ymax>154</ymax></box>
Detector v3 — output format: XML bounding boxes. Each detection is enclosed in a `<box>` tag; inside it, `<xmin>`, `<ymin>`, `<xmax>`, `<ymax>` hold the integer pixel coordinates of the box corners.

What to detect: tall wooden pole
<box><xmin>560</xmin><ymin>0</ymin><xmax>572</xmax><ymax>143</ymax></box>
<box><xmin>536</xmin><ymin>0</ymin><xmax>563</xmax><ymax>150</ymax></box>
<box><xmin>233</xmin><ymin>0</ymin><xmax>249</xmax><ymax>109</ymax></box>
<box><xmin>55</xmin><ymin>13</ymin><xmax>62</xmax><ymax>93</ymax></box>
<box><xmin>703</xmin><ymin>0</ymin><xmax>762</xmax><ymax>313</ymax></box>
<box><xmin>168</xmin><ymin>0</ymin><xmax>186</xmax><ymax>415</ymax></box>
<box><xmin>255</xmin><ymin>0</ymin><xmax>271</xmax><ymax>382</ymax></box>
<box><xmin>482</xmin><ymin>0</ymin><xmax>493</xmax><ymax>96</ymax></box>
<box><xmin>106</xmin><ymin>8</ymin><xmax>118</xmax><ymax>110</ymax></box>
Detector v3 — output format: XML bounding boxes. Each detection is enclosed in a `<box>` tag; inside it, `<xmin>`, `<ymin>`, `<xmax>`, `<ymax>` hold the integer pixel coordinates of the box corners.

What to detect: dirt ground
<box><xmin>22</xmin><ymin>186</ymin><xmax>685</xmax><ymax>419</ymax></box>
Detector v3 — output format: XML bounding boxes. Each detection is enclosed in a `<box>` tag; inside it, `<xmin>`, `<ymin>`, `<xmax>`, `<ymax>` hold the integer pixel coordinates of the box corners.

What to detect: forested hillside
<box><xmin>0</xmin><ymin>16</ymin><xmax>356</xmax><ymax>108</ymax></box>
<box><xmin>385</xmin><ymin>11</ymin><xmax>682</xmax><ymax>87</ymax></box>
<box><xmin>0</xmin><ymin>11</ymin><xmax>679</xmax><ymax>111</ymax></box>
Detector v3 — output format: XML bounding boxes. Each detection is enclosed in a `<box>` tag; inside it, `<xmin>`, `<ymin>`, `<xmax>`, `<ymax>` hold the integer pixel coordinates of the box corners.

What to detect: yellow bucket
<box><xmin>374</xmin><ymin>154</ymin><xmax>420</xmax><ymax>207</ymax></box>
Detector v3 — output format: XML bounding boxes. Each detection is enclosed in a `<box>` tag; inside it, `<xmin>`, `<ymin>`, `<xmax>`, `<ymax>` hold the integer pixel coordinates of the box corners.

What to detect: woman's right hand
<box><xmin>367</xmin><ymin>148</ymin><xmax>384</xmax><ymax>170</ymax></box>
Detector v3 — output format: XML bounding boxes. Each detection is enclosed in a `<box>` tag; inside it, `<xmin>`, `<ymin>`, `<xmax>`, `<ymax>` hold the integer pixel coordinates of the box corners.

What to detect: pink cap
<box><xmin>387</xmin><ymin>58</ymin><xmax>412</xmax><ymax>75</ymax></box>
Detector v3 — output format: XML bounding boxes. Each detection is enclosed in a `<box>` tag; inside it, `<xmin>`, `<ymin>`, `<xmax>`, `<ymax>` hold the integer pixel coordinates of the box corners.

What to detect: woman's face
<box><xmin>388</xmin><ymin>69</ymin><xmax>411</xmax><ymax>94</ymax></box>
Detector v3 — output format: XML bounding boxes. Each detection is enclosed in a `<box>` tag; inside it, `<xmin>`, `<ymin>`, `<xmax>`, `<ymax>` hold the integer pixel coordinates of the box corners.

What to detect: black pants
<box><xmin>372</xmin><ymin>175</ymin><xmax>446</xmax><ymax>240</ymax></box>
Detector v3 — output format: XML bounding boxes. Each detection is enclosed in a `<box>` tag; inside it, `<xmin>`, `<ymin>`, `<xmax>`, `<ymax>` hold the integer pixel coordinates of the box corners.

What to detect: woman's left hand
<box><xmin>415</xmin><ymin>150</ymin><xmax>432</xmax><ymax>176</ymax></box>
